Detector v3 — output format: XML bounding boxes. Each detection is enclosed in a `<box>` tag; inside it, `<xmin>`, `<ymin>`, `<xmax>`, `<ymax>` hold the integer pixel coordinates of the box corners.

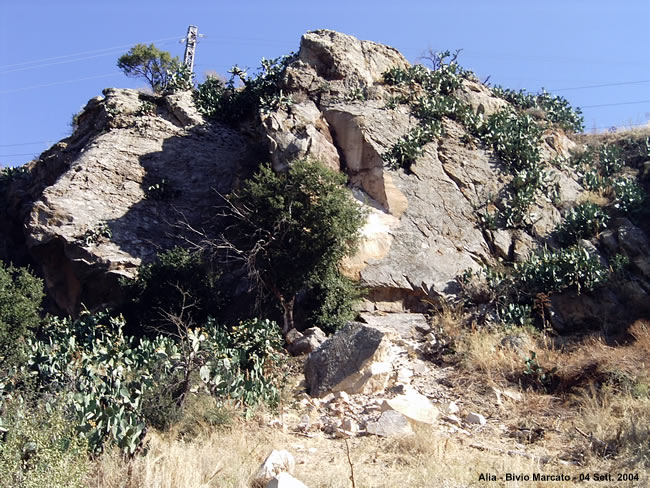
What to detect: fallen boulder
<box><xmin>304</xmin><ymin>322</ymin><xmax>392</xmax><ymax>397</ymax></box>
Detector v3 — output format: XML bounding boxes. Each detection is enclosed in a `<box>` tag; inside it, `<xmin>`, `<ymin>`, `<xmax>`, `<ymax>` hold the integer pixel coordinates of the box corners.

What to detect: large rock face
<box><xmin>259</xmin><ymin>30</ymin><xmax>581</xmax><ymax>312</ymax></box>
<box><xmin>15</xmin><ymin>89</ymin><xmax>258</xmax><ymax>314</ymax></box>
<box><xmin>5</xmin><ymin>28</ymin><xmax>649</xmax><ymax>326</ymax></box>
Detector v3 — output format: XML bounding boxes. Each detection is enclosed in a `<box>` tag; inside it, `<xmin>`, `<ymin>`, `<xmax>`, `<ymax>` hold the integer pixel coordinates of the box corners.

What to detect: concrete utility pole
<box><xmin>182</xmin><ymin>25</ymin><xmax>198</xmax><ymax>72</ymax></box>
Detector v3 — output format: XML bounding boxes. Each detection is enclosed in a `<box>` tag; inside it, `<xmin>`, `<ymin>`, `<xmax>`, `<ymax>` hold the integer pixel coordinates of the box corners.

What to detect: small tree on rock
<box><xmin>220</xmin><ymin>159</ymin><xmax>366</xmax><ymax>337</ymax></box>
<box><xmin>117</xmin><ymin>43</ymin><xmax>180</xmax><ymax>93</ymax></box>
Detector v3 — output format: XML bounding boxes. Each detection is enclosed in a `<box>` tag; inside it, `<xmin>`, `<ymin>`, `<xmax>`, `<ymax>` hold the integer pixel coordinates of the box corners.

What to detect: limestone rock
<box><xmin>164</xmin><ymin>90</ymin><xmax>204</xmax><ymax>126</ymax></box>
<box><xmin>295</xmin><ymin>29</ymin><xmax>409</xmax><ymax>93</ymax></box>
<box><xmin>358</xmin><ymin>312</ymin><xmax>430</xmax><ymax>340</ymax></box>
<box><xmin>455</xmin><ymin>79</ymin><xmax>508</xmax><ymax>117</ymax></box>
<box><xmin>262</xmin><ymin>100</ymin><xmax>340</xmax><ymax>172</ymax></box>
<box><xmin>380</xmin><ymin>389</ymin><xmax>440</xmax><ymax>425</ymax></box>
<box><xmin>23</xmin><ymin>88</ymin><xmax>257</xmax><ymax>314</ymax></box>
<box><xmin>465</xmin><ymin>412</ymin><xmax>487</xmax><ymax>425</ymax></box>
<box><xmin>366</xmin><ymin>410</ymin><xmax>414</xmax><ymax>437</ymax></box>
<box><xmin>304</xmin><ymin>322</ymin><xmax>391</xmax><ymax>397</ymax></box>
<box><xmin>288</xmin><ymin>327</ymin><xmax>327</xmax><ymax>356</ymax></box>
<box><xmin>254</xmin><ymin>450</ymin><xmax>296</xmax><ymax>488</ymax></box>
<box><xmin>266</xmin><ymin>473</ymin><xmax>309</xmax><ymax>488</ymax></box>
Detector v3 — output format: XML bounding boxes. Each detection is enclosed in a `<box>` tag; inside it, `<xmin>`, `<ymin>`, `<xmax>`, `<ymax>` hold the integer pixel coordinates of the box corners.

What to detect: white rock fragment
<box><xmin>254</xmin><ymin>450</ymin><xmax>296</xmax><ymax>487</ymax></box>
<box><xmin>465</xmin><ymin>412</ymin><xmax>487</xmax><ymax>425</ymax></box>
<box><xmin>446</xmin><ymin>401</ymin><xmax>459</xmax><ymax>414</ymax></box>
<box><xmin>396</xmin><ymin>367</ymin><xmax>413</xmax><ymax>384</ymax></box>
<box><xmin>366</xmin><ymin>410</ymin><xmax>414</xmax><ymax>437</ymax></box>
<box><xmin>381</xmin><ymin>389</ymin><xmax>439</xmax><ymax>425</ymax></box>
<box><xmin>341</xmin><ymin>417</ymin><xmax>359</xmax><ymax>433</ymax></box>
<box><xmin>266</xmin><ymin>472</ymin><xmax>309</xmax><ymax>488</ymax></box>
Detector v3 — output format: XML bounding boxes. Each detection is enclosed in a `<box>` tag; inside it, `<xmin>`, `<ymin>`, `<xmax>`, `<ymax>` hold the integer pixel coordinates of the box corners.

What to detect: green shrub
<box><xmin>120</xmin><ymin>247</ymin><xmax>222</xmax><ymax>334</ymax></box>
<box><xmin>15</xmin><ymin>311</ymin><xmax>284</xmax><ymax>455</ymax></box>
<box><xmin>523</xmin><ymin>350</ymin><xmax>557</xmax><ymax>390</ymax></box>
<box><xmin>0</xmin><ymin>262</ymin><xmax>43</xmax><ymax>374</ymax></box>
<box><xmin>195</xmin><ymin>55</ymin><xmax>293</xmax><ymax>125</ymax></box>
<box><xmin>492</xmin><ymin>86</ymin><xmax>584</xmax><ymax>132</ymax></box>
<box><xmin>612</xmin><ymin>177</ymin><xmax>645</xmax><ymax>213</ymax></box>
<box><xmin>144</xmin><ymin>178</ymin><xmax>176</xmax><ymax>200</ymax></box>
<box><xmin>222</xmin><ymin>159</ymin><xmax>365</xmax><ymax>335</ymax></box>
<box><xmin>0</xmin><ymin>398</ymin><xmax>89</xmax><ymax>488</ymax></box>
<box><xmin>383</xmin><ymin>123</ymin><xmax>441</xmax><ymax>170</ymax></box>
<box><xmin>499</xmin><ymin>302</ymin><xmax>533</xmax><ymax>327</ymax></box>
<box><xmin>305</xmin><ymin>269</ymin><xmax>362</xmax><ymax>334</ymax></box>
<box><xmin>164</xmin><ymin>64</ymin><xmax>194</xmax><ymax>94</ymax></box>
<box><xmin>381</xmin><ymin>53</ymin><xmax>481</xmax><ymax>171</ymax></box>
<box><xmin>556</xmin><ymin>202</ymin><xmax>609</xmax><ymax>244</ymax></box>
<box><xmin>481</xmin><ymin>109</ymin><xmax>542</xmax><ymax>172</ymax></box>
<box><xmin>513</xmin><ymin>245</ymin><xmax>608</xmax><ymax>296</ymax></box>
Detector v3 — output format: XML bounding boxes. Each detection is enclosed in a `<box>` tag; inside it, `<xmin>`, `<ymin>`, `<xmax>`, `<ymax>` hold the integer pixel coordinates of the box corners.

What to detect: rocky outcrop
<box><xmin>17</xmin><ymin>88</ymin><xmax>258</xmax><ymax>314</ymax></box>
<box><xmin>259</xmin><ymin>30</ymin><xmax>588</xmax><ymax>312</ymax></box>
<box><xmin>6</xmin><ymin>28</ymin><xmax>649</xmax><ymax>327</ymax></box>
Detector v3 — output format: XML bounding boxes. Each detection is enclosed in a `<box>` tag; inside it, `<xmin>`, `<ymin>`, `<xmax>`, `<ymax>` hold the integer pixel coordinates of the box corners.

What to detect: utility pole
<box><xmin>182</xmin><ymin>25</ymin><xmax>198</xmax><ymax>72</ymax></box>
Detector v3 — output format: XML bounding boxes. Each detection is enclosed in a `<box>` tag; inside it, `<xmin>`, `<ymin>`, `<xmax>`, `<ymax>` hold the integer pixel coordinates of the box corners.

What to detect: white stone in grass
<box><xmin>254</xmin><ymin>450</ymin><xmax>296</xmax><ymax>487</ymax></box>
<box><xmin>266</xmin><ymin>472</ymin><xmax>310</xmax><ymax>488</ymax></box>
<box><xmin>465</xmin><ymin>412</ymin><xmax>487</xmax><ymax>425</ymax></box>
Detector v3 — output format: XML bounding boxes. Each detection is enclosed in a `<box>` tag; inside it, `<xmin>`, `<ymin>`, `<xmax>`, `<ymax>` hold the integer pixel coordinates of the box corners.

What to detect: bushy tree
<box><xmin>0</xmin><ymin>261</ymin><xmax>43</xmax><ymax>373</ymax></box>
<box><xmin>117</xmin><ymin>43</ymin><xmax>180</xmax><ymax>93</ymax></box>
<box><xmin>120</xmin><ymin>247</ymin><xmax>222</xmax><ymax>334</ymax></box>
<box><xmin>221</xmin><ymin>159</ymin><xmax>366</xmax><ymax>336</ymax></box>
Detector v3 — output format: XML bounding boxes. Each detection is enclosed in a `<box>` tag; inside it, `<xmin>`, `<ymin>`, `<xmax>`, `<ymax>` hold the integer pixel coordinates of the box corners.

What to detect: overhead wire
<box><xmin>0</xmin><ymin>140</ymin><xmax>61</xmax><ymax>147</ymax></box>
<box><xmin>0</xmin><ymin>36</ymin><xmax>182</xmax><ymax>71</ymax></box>
<box><xmin>0</xmin><ymin>73</ymin><xmax>121</xmax><ymax>95</ymax></box>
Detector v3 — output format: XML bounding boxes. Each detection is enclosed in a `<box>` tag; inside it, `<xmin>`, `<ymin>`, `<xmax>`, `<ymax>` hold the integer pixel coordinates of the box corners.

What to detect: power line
<box><xmin>0</xmin><ymin>36</ymin><xmax>182</xmax><ymax>70</ymax></box>
<box><xmin>0</xmin><ymin>152</ymin><xmax>40</xmax><ymax>158</ymax></box>
<box><xmin>0</xmin><ymin>73</ymin><xmax>121</xmax><ymax>95</ymax></box>
<box><xmin>0</xmin><ymin>140</ymin><xmax>60</xmax><ymax>147</ymax></box>
<box><xmin>582</xmin><ymin>99</ymin><xmax>650</xmax><ymax>109</ymax></box>
<box><xmin>0</xmin><ymin>40</ymin><xmax>178</xmax><ymax>75</ymax></box>
<box><xmin>549</xmin><ymin>79</ymin><xmax>650</xmax><ymax>92</ymax></box>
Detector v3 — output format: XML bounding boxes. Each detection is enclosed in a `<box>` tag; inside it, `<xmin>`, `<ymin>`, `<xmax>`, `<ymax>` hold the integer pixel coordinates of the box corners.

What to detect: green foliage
<box><xmin>195</xmin><ymin>55</ymin><xmax>293</xmax><ymax>125</ymax></box>
<box><xmin>609</xmin><ymin>253</ymin><xmax>631</xmax><ymax>279</ymax></box>
<box><xmin>481</xmin><ymin>109</ymin><xmax>543</xmax><ymax>172</ymax></box>
<box><xmin>78</xmin><ymin>222</ymin><xmax>112</xmax><ymax>246</ymax></box>
<box><xmin>135</xmin><ymin>99</ymin><xmax>156</xmax><ymax>116</ymax></box>
<box><xmin>480</xmin><ymin>109</ymin><xmax>546</xmax><ymax>227</ymax></box>
<box><xmin>117</xmin><ymin>43</ymin><xmax>180</xmax><ymax>93</ymax></box>
<box><xmin>0</xmin><ymin>166</ymin><xmax>30</xmax><ymax>184</ymax></box>
<box><xmin>0</xmin><ymin>398</ymin><xmax>89</xmax><ymax>488</ymax></box>
<box><xmin>612</xmin><ymin>177</ymin><xmax>645</xmax><ymax>213</ymax></box>
<box><xmin>492</xmin><ymin>86</ymin><xmax>584</xmax><ymax>132</ymax></box>
<box><xmin>523</xmin><ymin>350</ymin><xmax>557</xmax><ymax>390</ymax></box>
<box><xmin>305</xmin><ymin>269</ymin><xmax>362</xmax><ymax>334</ymax></box>
<box><xmin>383</xmin><ymin>123</ymin><xmax>441</xmax><ymax>170</ymax></box>
<box><xmin>164</xmin><ymin>63</ymin><xmax>195</xmax><ymax>94</ymax></box>
<box><xmin>225</xmin><ymin>159</ymin><xmax>365</xmax><ymax>333</ymax></box>
<box><xmin>383</xmin><ymin>50</ymin><xmax>470</xmax><ymax>96</ymax></box>
<box><xmin>6</xmin><ymin>311</ymin><xmax>283</xmax><ymax>456</ymax></box>
<box><xmin>498</xmin><ymin>302</ymin><xmax>533</xmax><ymax>327</ymax></box>
<box><xmin>0</xmin><ymin>262</ymin><xmax>44</xmax><ymax>374</ymax></box>
<box><xmin>382</xmin><ymin>52</ymin><xmax>480</xmax><ymax>170</ymax></box>
<box><xmin>120</xmin><ymin>247</ymin><xmax>222</xmax><ymax>333</ymax></box>
<box><xmin>571</xmin><ymin>144</ymin><xmax>645</xmax><ymax>214</ymax></box>
<box><xmin>513</xmin><ymin>245</ymin><xmax>608</xmax><ymax>296</ymax></box>
<box><xmin>556</xmin><ymin>202</ymin><xmax>609</xmax><ymax>244</ymax></box>
<box><xmin>145</xmin><ymin>178</ymin><xmax>176</xmax><ymax>200</ymax></box>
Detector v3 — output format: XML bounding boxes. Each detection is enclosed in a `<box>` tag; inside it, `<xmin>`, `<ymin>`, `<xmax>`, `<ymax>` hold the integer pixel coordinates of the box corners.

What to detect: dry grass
<box><xmin>85</xmin><ymin>321</ymin><xmax>650</xmax><ymax>488</ymax></box>
<box><xmin>88</xmin><ymin>419</ymin><xmax>639</xmax><ymax>488</ymax></box>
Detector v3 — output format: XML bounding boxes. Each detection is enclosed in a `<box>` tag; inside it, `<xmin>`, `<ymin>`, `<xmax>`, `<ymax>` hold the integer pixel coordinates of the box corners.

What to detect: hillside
<box><xmin>0</xmin><ymin>30</ymin><xmax>649</xmax><ymax>487</ymax></box>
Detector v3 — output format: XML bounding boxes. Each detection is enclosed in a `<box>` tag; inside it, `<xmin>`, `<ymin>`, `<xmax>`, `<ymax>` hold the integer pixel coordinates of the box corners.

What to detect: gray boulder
<box><xmin>304</xmin><ymin>322</ymin><xmax>391</xmax><ymax>397</ymax></box>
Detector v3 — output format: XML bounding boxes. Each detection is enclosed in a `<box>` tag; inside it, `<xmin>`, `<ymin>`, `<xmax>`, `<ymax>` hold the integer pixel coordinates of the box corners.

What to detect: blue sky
<box><xmin>1</xmin><ymin>0</ymin><xmax>649</xmax><ymax>167</ymax></box>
